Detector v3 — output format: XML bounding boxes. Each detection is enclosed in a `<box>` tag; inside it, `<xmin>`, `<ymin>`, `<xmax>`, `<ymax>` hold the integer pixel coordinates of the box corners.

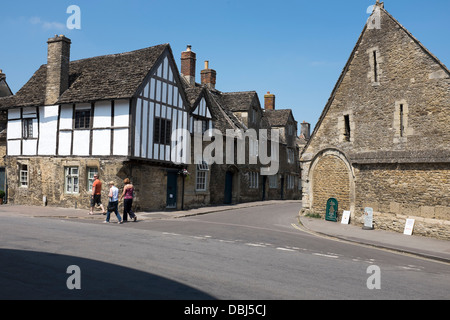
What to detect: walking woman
<box><xmin>120</xmin><ymin>178</ymin><xmax>137</xmax><ymax>222</ymax></box>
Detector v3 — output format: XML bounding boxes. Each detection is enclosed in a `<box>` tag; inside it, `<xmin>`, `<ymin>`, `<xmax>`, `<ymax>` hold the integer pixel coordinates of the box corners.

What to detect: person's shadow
<box><xmin>0</xmin><ymin>248</ymin><xmax>215</xmax><ymax>300</ymax></box>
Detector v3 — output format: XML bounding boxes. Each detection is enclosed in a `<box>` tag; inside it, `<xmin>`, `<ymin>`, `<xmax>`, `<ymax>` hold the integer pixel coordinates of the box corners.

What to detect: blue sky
<box><xmin>1</xmin><ymin>0</ymin><xmax>448</xmax><ymax>130</ymax></box>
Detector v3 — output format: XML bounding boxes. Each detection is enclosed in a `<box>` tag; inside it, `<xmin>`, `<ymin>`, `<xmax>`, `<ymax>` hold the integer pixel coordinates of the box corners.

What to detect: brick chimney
<box><xmin>264</xmin><ymin>92</ymin><xmax>275</xmax><ymax>110</ymax></box>
<box><xmin>181</xmin><ymin>45</ymin><xmax>196</xmax><ymax>87</ymax></box>
<box><xmin>45</xmin><ymin>35</ymin><xmax>71</xmax><ymax>105</ymax></box>
<box><xmin>201</xmin><ymin>61</ymin><xmax>216</xmax><ymax>90</ymax></box>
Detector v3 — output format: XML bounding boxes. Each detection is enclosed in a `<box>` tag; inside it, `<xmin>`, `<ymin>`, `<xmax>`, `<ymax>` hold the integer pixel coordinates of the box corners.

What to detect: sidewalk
<box><xmin>1</xmin><ymin>202</ymin><xmax>449</xmax><ymax>263</ymax></box>
<box><xmin>298</xmin><ymin>215</ymin><xmax>450</xmax><ymax>264</ymax></box>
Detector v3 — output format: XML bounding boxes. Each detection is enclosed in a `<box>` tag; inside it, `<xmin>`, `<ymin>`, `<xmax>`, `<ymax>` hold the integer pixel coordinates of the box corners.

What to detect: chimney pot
<box><xmin>201</xmin><ymin>61</ymin><xmax>216</xmax><ymax>90</ymax></box>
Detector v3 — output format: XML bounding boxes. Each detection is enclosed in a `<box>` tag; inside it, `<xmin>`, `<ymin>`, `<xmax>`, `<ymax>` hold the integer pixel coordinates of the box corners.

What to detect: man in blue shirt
<box><xmin>104</xmin><ymin>181</ymin><xmax>123</xmax><ymax>224</ymax></box>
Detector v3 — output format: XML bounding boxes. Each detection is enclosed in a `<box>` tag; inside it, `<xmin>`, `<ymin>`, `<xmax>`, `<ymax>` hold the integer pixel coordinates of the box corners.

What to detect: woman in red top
<box><xmin>119</xmin><ymin>178</ymin><xmax>137</xmax><ymax>222</ymax></box>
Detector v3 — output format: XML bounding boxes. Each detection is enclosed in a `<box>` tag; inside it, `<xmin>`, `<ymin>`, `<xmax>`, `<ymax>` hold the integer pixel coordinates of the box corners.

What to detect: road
<box><xmin>0</xmin><ymin>202</ymin><xmax>449</xmax><ymax>301</ymax></box>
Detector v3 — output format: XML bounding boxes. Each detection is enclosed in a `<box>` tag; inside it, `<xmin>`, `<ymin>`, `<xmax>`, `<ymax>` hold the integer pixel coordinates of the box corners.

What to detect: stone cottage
<box><xmin>300</xmin><ymin>2</ymin><xmax>450</xmax><ymax>239</ymax></box>
<box><xmin>179</xmin><ymin>47</ymin><xmax>302</xmax><ymax>208</ymax></box>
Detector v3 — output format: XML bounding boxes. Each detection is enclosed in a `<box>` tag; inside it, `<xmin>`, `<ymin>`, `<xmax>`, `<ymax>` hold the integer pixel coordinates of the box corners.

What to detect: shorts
<box><xmin>91</xmin><ymin>194</ymin><xmax>102</xmax><ymax>207</ymax></box>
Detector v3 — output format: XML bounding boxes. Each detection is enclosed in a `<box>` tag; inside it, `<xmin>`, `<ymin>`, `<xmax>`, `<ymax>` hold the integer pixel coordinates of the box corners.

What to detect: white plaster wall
<box><xmin>38</xmin><ymin>105</ymin><xmax>58</xmax><ymax>155</ymax></box>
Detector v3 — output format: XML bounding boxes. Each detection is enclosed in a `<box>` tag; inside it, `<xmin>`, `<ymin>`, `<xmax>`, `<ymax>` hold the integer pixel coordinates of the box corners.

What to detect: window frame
<box><xmin>249</xmin><ymin>171</ymin><xmax>259</xmax><ymax>189</ymax></box>
<box><xmin>154</xmin><ymin>116</ymin><xmax>172</xmax><ymax>145</ymax></box>
<box><xmin>87</xmin><ymin>167</ymin><xmax>98</xmax><ymax>192</ymax></box>
<box><xmin>20</xmin><ymin>164</ymin><xmax>28</xmax><ymax>188</ymax></box>
<box><xmin>74</xmin><ymin>109</ymin><xmax>91</xmax><ymax>129</ymax></box>
<box><xmin>195</xmin><ymin>161</ymin><xmax>209</xmax><ymax>191</ymax></box>
<box><xmin>22</xmin><ymin>118</ymin><xmax>34</xmax><ymax>139</ymax></box>
<box><xmin>65</xmin><ymin>166</ymin><xmax>80</xmax><ymax>194</ymax></box>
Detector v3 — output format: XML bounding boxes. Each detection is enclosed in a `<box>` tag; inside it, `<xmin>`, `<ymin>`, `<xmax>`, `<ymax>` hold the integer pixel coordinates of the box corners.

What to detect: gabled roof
<box><xmin>220</xmin><ymin>91</ymin><xmax>258</xmax><ymax>112</ymax></box>
<box><xmin>263</xmin><ymin>109</ymin><xmax>294</xmax><ymax>127</ymax></box>
<box><xmin>0</xmin><ymin>43</ymin><xmax>169</xmax><ymax>109</ymax></box>
<box><xmin>301</xmin><ymin>5</ymin><xmax>450</xmax><ymax>156</ymax></box>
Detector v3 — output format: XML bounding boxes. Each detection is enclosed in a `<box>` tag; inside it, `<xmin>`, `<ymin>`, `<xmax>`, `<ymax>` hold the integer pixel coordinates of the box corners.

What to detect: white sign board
<box><xmin>363</xmin><ymin>207</ymin><xmax>374</xmax><ymax>230</ymax></box>
<box><xmin>341</xmin><ymin>211</ymin><xmax>351</xmax><ymax>224</ymax></box>
<box><xmin>403</xmin><ymin>219</ymin><xmax>415</xmax><ymax>236</ymax></box>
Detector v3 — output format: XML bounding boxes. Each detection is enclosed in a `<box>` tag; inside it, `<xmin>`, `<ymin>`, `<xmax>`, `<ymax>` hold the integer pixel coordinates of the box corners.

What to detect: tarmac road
<box><xmin>0</xmin><ymin>202</ymin><xmax>449</xmax><ymax>300</ymax></box>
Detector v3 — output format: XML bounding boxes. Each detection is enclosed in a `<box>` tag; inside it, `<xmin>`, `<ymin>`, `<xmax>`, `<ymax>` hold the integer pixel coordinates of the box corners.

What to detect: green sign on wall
<box><xmin>325</xmin><ymin>198</ymin><xmax>338</xmax><ymax>222</ymax></box>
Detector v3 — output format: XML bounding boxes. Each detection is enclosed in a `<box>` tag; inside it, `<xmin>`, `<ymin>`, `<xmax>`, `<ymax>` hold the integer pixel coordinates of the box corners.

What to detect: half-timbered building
<box><xmin>0</xmin><ymin>36</ymin><xmax>191</xmax><ymax>210</ymax></box>
<box><xmin>0</xmin><ymin>37</ymin><xmax>302</xmax><ymax>211</ymax></box>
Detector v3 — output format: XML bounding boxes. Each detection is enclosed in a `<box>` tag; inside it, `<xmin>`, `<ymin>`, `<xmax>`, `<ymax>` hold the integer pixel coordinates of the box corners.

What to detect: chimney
<box><xmin>201</xmin><ymin>61</ymin><xmax>216</xmax><ymax>90</ymax></box>
<box><xmin>300</xmin><ymin>121</ymin><xmax>311</xmax><ymax>140</ymax></box>
<box><xmin>181</xmin><ymin>45</ymin><xmax>196</xmax><ymax>87</ymax></box>
<box><xmin>45</xmin><ymin>35</ymin><xmax>71</xmax><ymax>105</ymax></box>
<box><xmin>264</xmin><ymin>92</ymin><xmax>275</xmax><ymax>110</ymax></box>
<box><xmin>0</xmin><ymin>69</ymin><xmax>5</xmax><ymax>81</ymax></box>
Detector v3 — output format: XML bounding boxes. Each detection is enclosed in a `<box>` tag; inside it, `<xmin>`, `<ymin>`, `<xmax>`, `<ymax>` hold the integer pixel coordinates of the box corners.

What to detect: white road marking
<box><xmin>313</xmin><ymin>253</ymin><xmax>339</xmax><ymax>259</ymax></box>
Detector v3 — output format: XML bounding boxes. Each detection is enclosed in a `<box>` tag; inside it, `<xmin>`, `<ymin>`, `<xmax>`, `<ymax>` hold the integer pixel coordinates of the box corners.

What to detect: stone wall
<box><xmin>5</xmin><ymin>156</ymin><xmax>182</xmax><ymax>212</ymax></box>
<box><xmin>300</xmin><ymin>8</ymin><xmax>449</xmax><ymax>239</ymax></box>
<box><xmin>312</xmin><ymin>155</ymin><xmax>350</xmax><ymax>213</ymax></box>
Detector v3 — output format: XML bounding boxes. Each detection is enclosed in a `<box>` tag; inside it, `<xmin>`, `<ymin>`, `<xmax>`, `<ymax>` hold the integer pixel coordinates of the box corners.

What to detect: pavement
<box><xmin>1</xmin><ymin>201</ymin><xmax>449</xmax><ymax>264</ymax></box>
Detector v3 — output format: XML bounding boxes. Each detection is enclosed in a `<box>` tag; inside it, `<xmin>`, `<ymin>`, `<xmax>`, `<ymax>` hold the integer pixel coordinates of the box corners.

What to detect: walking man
<box><xmin>89</xmin><ymin>174</ymin><xmax>106</xmax><ymax>215</ymax></box>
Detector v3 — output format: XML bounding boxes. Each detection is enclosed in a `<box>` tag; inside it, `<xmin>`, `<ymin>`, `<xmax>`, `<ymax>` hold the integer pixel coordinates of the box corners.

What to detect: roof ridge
<box><xmin>69</xmin><ymin>43</ymin><xmax>169</xmax><ymax>64</ymax></box>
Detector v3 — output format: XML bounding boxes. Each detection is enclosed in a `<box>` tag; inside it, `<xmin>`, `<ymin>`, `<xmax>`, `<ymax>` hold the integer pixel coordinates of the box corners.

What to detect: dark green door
<box><xmin>224</xmin><ymin>171</ymin><xmax>233</xmax><ymax>204</ymax></box>
<box><xmin>166</xmin><ymin>172</ymin><xmax>177</xmax><ymax>209</ymax></box>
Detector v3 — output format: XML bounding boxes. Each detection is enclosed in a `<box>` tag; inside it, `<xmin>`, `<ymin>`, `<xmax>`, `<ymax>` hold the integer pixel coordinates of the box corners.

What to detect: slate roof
<box><xmin>0</xmin><ymin>43</ymin><xmax>169</xmax><ymax>109</ymax></box>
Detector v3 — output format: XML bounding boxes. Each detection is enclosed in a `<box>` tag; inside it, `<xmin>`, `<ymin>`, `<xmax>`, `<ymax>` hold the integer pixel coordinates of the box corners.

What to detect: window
<box><xmin>344</xmin><ymin>115</ymin><xmax>351</xmax><ymax>142</ymax></box>
<box><xmin>22</xmin><ymin>119</ymin><xmax>34</xmax><ymax>139</ymax></box>
<box><xmin>399</xmin><ymin>104</ymin><xmax>404</xmax><ymax>137</ymax></box>
<box><xmin>154</xmin><ymin>117</ymin><xmax>172</xmax><ymax>145</ymax></box>
<box><xmin>288</xmin><ymin>124</ymin><xmax>294</xmax><ymax>136</ymax></box>
<box><xmin>193</xmin><ymin>119</ymin><xmax>208</xmax><ymax>134</ymax></box>
<box><xmin>75</xmin><ymin>109</ymin><xmax>91</xmax><ymax>129</ymax></box>
<box><xmin>373</xmin><ymin>51</ymin><xmax>378</xmax><ymax>83</ymax></box>
<box><xmin>65</xmin><ymin>167</ymin><xmax>79</xmax><ymax>194</ymax></box>
<box><xmin>87</xmin><ymin>167</ymin><xmax>98</xmax><ymax>191</ymax></box>
<box><xmin>20</xmin><ymin>164</ymin><xmax>28</xmax><ymax>188</ymax></box>
<box><xmin>196</xmin><ymin>161</ymin><xmax>209</xmax><ymax>191</ymax></box>
<box><xmin>249</xmin><ymin>172</ymin><xmax>259</xmax><ymax>189</ymax></box>
<box><xmin>287</xmin><ymin>148</ymin><xmax>295</xmax><ymax>164</ymax></box>
<box><xmin>269</xmin><ymin>175</ymin><xmax>277</xmax><ymax>189</ymax></box>
<box><xmin>287</xmin><ymin>175</ymin><xmax>294</xmax><ymax>190</ymax></box>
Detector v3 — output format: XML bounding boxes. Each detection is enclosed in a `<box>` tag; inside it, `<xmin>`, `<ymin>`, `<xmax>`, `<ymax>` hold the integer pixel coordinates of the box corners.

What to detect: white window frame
<box><xmin>87</xmin><ymin>167</ymin><xmax>98</xmax><ymax>191</ymax></box>
<box><xmin>65</xmin><ymin>167</ymin><xmax>79</xmax><ymax>194</ymax></box>
<box><xmin>195</xmin><ymin>161</ymin><xmax>209</xmax><ymax>191</ymax></box>
<box><xmin>20</xmin><ymin>164</ymin><xmax>28</xmax><ymax>188</ymax></box>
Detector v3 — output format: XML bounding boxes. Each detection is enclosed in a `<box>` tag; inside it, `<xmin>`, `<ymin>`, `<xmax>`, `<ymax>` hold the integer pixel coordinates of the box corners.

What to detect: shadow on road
<box><xmin>0</xmin><ymin>248</ymin><xmax>215</xmax><ymax>300</ymax></box>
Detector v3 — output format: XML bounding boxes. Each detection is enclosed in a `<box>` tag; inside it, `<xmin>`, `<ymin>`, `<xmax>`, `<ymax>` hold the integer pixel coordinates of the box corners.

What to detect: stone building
<box><xmin>0</xmin><ymin>70</ymin><xmax>12</xmax><ymax>196</ymax></box>
<box><xmin>179</xmin><ymin>47</ymin><xmax>302</xmax><ymax>208</ymax></box>
<box><xmin>0</xmin><ymin>37</ymin><xmax>301</xmax><ymax>211</ymax></box>
<box><xmin>300</xmin><ymin>3</ymin><xmax>450</xmax><ymax>239</ymax></box>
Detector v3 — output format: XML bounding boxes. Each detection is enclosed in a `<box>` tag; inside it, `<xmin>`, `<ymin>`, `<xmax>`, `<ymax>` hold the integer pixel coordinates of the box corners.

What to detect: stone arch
<box><xmin>308</xmin><ymin>149</ymin><xmax>355</xmax><ymax>216</ymax></box>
